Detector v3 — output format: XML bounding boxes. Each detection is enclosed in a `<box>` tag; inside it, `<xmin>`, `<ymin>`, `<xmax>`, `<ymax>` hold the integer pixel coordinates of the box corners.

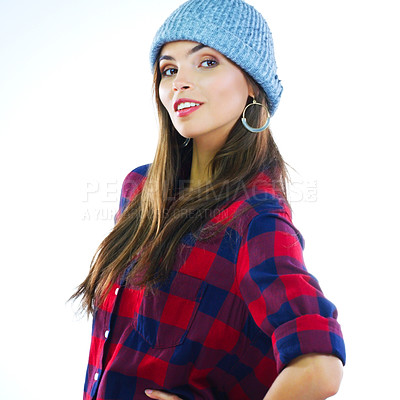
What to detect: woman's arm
<box><xmin>145</xmin><ymin>353</ymin><xmax>343</xmax><ymax>400</ymax></box>
<box><xmin>264</xmin><ymin>353</ymin><xmax>343</xmax><ymax>400</ymax></box>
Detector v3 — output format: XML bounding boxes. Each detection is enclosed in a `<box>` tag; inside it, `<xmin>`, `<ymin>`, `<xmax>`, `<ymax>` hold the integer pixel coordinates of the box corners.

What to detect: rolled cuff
<box><xmin>272</xmin><ymin>314</ymin><xmax>346</xmax><ymax>373</ymax></box>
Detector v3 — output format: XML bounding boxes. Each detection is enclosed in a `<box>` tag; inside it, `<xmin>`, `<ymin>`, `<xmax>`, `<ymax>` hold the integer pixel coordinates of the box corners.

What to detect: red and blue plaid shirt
<box><xmin>84</xmin><ymin>164</ymin><xmax>345</xmax><ymax>400</ymax></box>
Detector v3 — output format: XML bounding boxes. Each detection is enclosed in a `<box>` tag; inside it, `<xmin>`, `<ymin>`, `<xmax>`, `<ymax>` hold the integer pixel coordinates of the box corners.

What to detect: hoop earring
<box><xmin>182</xmin><ymin>137</ymin><xmax>191</xmax><ymax>147</ymax></box>
<box><xmin>241</xmin><ymin>98</ymin><xmax>271</xmax><ymax>132</ymax></box>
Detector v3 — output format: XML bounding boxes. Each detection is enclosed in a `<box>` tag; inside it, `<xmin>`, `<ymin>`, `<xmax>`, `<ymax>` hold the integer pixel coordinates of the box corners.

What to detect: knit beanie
<box><xmin>149</xmin><ymin>0</ymin><xmax>283</xmax><ymax>116</ymax></box>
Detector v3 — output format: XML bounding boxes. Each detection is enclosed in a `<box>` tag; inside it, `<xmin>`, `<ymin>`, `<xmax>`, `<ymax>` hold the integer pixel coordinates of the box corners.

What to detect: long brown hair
<box><xmin>71</xmin><ymin>53</ymin><xmax>289</xmax><ymax>315</ymax></box>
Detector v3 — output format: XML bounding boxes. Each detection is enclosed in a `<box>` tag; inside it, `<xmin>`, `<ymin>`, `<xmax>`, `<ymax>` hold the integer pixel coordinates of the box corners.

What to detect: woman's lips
<box><xmin>176</xmin><ymin>104</ymin><xmax>202</xmax><ymax>117</ymax></box>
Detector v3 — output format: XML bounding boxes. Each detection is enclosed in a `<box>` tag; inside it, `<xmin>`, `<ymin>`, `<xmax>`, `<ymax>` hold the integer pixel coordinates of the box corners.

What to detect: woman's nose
<box><xmin>173</xmin><ymin>83</ymin><xmax>190</xmax><ymax>91</ymax></box>
<box><xmin>172</xmin><ymin>69</ymin><xmax>193</xmax><ymax>92</ymax></box>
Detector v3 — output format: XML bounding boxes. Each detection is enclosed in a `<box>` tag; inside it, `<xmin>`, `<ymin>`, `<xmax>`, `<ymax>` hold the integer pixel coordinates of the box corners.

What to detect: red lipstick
<box><xmin>174</xmin><ymin>98</ymin><xmax>203</xmax><ymax>117</ymax></box>
<box><xmin>176</xmin><ymin>104</ymin><xmax>202</xmax><ymax>117</ymax></box>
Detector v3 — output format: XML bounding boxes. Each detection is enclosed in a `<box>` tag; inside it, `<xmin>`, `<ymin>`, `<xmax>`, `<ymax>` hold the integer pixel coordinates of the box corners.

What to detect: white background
<box><xmin>1</xmin><ymin>0</ymin><xmax>399</xmax><ymax>399</ymax></box>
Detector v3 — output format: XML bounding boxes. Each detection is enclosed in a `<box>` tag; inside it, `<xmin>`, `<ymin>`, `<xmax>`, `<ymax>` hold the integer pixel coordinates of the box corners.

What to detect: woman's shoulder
<box><xmin>122</xmin><ymin>163</ymin><xmax>151</xmax><ymax>183</ymax></box>
<box><xmin>120</xmin><ymin>163</ymin><xmax>151</xmax><ymax>201</ymax></box>
<box><xmin>220</xmin><ymin>169</ymin><xmax>292</xmax><ymax>225</ymax></box>
<box><xmin>114</xmin><ymin>164</ymin><xmax>151</xmax><ymax>224</ymax></box>
<box><xmin>210</xmin><ymin>169</ymin><xmax>304</xmax><ymax>247</ymax></box>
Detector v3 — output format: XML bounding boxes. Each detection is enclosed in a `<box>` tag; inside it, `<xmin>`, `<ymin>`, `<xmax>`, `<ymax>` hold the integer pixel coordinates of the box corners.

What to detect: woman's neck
<box><xmin>189</xmin><ymin>141</ymin><xmax>215</xmax><ymax>190</ymax></box>
<box><xmin>188</xmin><ymin>128</ymin><xmax>231</xmax><ymax>190</ymax></box>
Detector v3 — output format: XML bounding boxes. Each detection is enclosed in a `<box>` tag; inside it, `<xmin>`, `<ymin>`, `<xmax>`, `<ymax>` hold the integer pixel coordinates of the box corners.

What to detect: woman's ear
<box><xmin>247</xmin><ymin>81</ymin><xmax>259</xmax><ymax>99</ymax></box>
<box><xmin>248</xmin><ymin>88</ymin><xmax>254</xmax><ymax>98</ymax></box>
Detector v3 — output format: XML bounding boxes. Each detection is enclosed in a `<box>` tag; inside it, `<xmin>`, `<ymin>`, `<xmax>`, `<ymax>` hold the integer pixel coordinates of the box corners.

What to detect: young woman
<box><xmin>72</xmin><ymin>1</ymin><xmax>346</xmax><ymax>399</ymax></box>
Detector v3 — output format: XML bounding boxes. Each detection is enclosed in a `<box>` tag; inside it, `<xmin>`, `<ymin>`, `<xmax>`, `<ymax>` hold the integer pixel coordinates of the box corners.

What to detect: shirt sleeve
<box><xmin>235</xmin><ymin>212</ymin><xmax>346</xmax><ymax>373</ymax></box>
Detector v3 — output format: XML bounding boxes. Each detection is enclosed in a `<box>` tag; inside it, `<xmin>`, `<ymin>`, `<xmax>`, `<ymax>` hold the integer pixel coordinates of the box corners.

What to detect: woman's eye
<box><xmin>161</xmin><ymin>59</ymin><xmax>218</xmax><ymax>77</ymax></box>
<box><xmin>200</xmin><ymin>59</ymin><xmax>217</xmax><ymax>68</ymax></box>
<box><xmin>161</xmin><ymin>67</ymin><xmax>177</xmax><ymax>77</ymax></box>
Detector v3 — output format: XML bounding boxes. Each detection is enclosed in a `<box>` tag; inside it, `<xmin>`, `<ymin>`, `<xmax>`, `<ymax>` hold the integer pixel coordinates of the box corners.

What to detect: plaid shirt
<box><xmin>84</xmin><ymin>164</ymin><xmax>346</xmax><ymax>400</ymax></box>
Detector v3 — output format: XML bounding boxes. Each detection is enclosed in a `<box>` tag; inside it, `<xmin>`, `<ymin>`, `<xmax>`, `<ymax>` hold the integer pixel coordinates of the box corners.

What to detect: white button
<box><xmin>94</xmin><ymin>373</ymin><xmax>99</xmax><ymax>381</ymax></box>
<box><xmin>105</xmin><ymin>330</ymin><xmax>109</xmax><ymax>339</ymax></box>
<box><xmin>115</xmin><ymin>288</ymin><xmax>119</xmax><ymax>295</ymax></box>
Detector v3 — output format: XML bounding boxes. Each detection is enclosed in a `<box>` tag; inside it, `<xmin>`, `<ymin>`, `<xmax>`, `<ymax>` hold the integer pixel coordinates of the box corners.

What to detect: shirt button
<box><xmin>115</xmin><ymin>288</ymin><xmax>119</xmax><ymax>295</ymax></box>
<box><xmin>105</xmin><ymin>330</ymin><xmax>109</xmax><ymax>339</ymax></box>
<box><xmin>94</xmin><ymin>372</ymin><xmax>99</xmax><ymax>381</ymax></box>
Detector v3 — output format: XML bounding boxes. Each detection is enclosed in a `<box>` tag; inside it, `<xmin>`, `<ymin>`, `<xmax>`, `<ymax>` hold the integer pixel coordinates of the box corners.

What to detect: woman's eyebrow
<box><xmin>159</xmin><ymin>44</ymin><xmax>209</xmax><ymax>63</ymax></box>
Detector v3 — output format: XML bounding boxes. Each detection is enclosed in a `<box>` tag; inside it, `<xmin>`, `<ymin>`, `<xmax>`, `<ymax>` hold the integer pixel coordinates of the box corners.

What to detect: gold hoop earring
<box><xmin>241</xmin><ymin>98</ymin><xmax>271</xmax><ymax>132</ymax></box>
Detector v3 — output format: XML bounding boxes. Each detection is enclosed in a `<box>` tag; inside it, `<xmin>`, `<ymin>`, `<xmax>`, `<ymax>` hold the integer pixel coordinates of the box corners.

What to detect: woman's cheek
<box><xmin>158</xmin><ymin>83</ymin><xmax>170</xmax><ymax>110</ymax></box>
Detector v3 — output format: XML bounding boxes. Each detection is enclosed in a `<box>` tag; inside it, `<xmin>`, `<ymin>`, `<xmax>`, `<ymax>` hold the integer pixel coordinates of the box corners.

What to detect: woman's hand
<box><xmin>145</xmin><ymin>389</ymin><xmax>183</xmax><ymax>400</ymax></box>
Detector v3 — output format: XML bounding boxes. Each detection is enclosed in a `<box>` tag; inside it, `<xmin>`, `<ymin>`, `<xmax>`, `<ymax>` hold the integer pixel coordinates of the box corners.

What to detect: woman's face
<box><xmin>158</xmin><ymin>40</ymin><xmax>253</xmax><ymax>146</ymax></box>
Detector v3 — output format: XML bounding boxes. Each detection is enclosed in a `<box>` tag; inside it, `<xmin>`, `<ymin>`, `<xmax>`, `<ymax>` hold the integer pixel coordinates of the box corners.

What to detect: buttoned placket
<box><xmin>90</xmin><ymin>283</ymin><xmax>123</xmax><ymax>399</ymax></box>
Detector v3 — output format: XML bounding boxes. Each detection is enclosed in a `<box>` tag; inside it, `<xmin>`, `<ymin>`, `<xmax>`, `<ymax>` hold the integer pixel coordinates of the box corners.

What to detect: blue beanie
<box><xmin>149</xmin><ymin>0</ymin><xmax>283</xmax><ymax>116</ymax></box>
